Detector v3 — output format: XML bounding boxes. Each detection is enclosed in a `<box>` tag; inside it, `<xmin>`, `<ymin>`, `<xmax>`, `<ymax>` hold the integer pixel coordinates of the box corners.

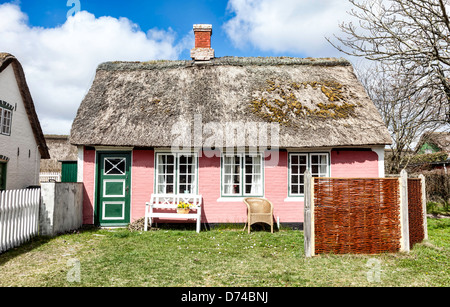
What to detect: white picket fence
<box><xmin>39</xmin><ymin>172</ymin><xmax>61</xmax><ymax>183</ymax></box>
<box><xmin>0</xmin><ymin>189</ymin><xmax>41</xmax><ymax>253</ymax></box>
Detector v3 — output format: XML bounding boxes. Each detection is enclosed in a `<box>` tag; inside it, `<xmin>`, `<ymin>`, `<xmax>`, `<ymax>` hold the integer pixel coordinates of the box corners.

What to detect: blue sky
<box><xmin>16</xmin><ymin>0</ymin><xmax>245</xmax><ymax>59</ymax></box>
<box><xmin>0</xmin><ymin>0</ymin><xmax>355</xmax><ymax>134</ymax></box>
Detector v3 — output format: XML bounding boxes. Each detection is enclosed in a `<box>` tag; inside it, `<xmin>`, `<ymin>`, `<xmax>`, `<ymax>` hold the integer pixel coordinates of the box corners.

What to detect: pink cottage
<box><xmin>69</xmin><ymin>25</ymin><xmax>392</xmax><ymax>228</ymax></box>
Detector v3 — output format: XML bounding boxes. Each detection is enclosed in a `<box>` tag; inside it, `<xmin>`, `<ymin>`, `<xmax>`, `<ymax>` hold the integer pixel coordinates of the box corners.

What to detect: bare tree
<box><xmin>356</xmin><ymin>62</ymin><xmax>447</xmax><ymax>173</ymax></box>
<box><xmin>328</xmin><ymin>0</ymin><xmax>450</xmax><ymax>123</ymax></box>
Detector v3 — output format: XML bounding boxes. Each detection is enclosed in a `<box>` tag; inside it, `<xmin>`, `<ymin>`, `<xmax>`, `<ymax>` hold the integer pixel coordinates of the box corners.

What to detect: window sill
<box><xmin>216</xmin><ymin>197</ymin><xmax>305</xmax><ymax>202</ymax></box>
<box><xmin>216</xmin><ymin>197</ymin><xmax>264</xmax><ymax>202</ymax></box>
<box><xmin>284</xmin><ymin>197</ymin><xmax>304</xmax><ymax>202</ymax></box>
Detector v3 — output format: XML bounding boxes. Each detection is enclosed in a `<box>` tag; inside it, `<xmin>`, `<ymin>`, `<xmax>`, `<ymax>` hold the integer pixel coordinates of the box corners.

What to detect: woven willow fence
<box><xmin>304</xmin><ymin>170</ymin><xmax>427</xmax><ymax>257</ymax></box>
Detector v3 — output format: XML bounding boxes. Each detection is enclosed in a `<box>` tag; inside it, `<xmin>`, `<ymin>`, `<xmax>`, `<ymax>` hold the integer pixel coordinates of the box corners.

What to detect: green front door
<box><xmin>96</xmin><ymin>152</ymin><xmax>131</xmax><ymax>226</ymax></box>
<box><xmin>0</xmin><ymin>162</ymin><xmax>6</xmax><ymax>190</ymax></box>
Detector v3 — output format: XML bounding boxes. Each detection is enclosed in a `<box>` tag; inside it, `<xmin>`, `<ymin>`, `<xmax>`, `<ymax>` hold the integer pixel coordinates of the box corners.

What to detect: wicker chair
<box><xmin>243</xmin><ymin>198</ymin><xmax>274</xmax><ymax>233</ymax></box>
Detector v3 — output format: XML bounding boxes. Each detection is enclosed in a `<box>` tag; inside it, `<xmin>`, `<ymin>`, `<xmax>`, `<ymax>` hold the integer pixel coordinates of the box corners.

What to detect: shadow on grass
<box><xmin>0</xmin><ymin>225</ymin><xmax>101</xmax><ymax>265</ymax></box>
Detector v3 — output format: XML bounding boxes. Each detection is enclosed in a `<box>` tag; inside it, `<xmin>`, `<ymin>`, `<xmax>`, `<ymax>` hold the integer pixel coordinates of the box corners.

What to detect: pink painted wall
<box><xmin>265</xmin><ymin>151</ymin><xmax>302</xmax><ymax>223</ymax></box>
<box><xmin>198</xmin><ymin>150</ymin><xmax>228</xmax><ymax>223</ymax></box>
<box><xmin>82</xmin><ymin>147</ymin><xmax>96</xmax><ymax>225</ymax></box>
<box><xmin>81</xmin><ymin>148</ymin><xmax>382</xmax><ymax>225</ymax></box>
<box><xmin>130</xmin><ymin>149</ymin><xmax>154</xmax><ymax>222</ymax></box>
<box><xmin>330</xmin><ymin>149</ymin><xmax>379</xmax><ymax>178</ymax></box>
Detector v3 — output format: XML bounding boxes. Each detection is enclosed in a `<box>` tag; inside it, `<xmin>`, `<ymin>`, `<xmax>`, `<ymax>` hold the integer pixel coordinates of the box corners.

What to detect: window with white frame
<box><xmin>222</xmin><ymin>153</ymin><xmax>263</xmax><ymax>196</ymax></box>
<box><xmin>0</xmin><ymin>106</ymin><xmax>12</xmax><ymax>136</ymax></box>
<box><xmin>155</xmin><ymin>153</ymin><xmax>197</xmax><ymax>194</ymax></box>
<box><xmin>289</xmin><ymin>153</ymin><xmax>329</xmax><ymax>196</ymax></box>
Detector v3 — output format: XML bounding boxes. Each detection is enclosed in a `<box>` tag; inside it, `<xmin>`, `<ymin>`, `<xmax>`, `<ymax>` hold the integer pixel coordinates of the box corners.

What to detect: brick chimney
<box><xmin>191</xmin><ymin>24</ymin><xmax>214</xmax><ymax>61</ymax></box>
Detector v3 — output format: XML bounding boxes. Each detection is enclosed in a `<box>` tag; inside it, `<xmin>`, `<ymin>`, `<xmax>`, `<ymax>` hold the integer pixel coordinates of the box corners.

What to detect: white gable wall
<box><xmin>0</xmin><ymin>65</ymin><xmax>41</xmax><ymax>189</ymax></box>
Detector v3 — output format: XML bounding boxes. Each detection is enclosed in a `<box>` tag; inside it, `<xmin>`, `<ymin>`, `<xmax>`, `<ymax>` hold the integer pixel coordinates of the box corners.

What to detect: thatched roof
<box><xmin>70</xmin><ymin>57</ymin><xmax>392</xmax><ymax>149</ymax></box>
<box><xmin>416</xmin><ymin>131</ymin><xmax>450</xmax><ymax>153</ymax></box>
<box><xmin>40</xmin><ymin>135</ymin><xmax>78</xmax><ymax>172</ymax></box>
<box><xmin>0</xmin><ymin>53</ymin><xmax>50</xmax><ymax>159</ymax></box>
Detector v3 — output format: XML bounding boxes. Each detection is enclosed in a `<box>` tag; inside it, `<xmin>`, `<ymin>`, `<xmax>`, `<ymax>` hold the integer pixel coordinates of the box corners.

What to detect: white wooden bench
<box><xmin>144</xmin><ymin>194</ymin><xmax>202</xmax><ymax>233</ymax></box>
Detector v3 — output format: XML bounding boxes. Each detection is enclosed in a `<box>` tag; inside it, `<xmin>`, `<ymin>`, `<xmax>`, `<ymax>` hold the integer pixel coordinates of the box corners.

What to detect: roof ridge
<box><xmin>98</xmin><ymin>56</ymin><xmax>351</xmax><ymax>71</ymax></box>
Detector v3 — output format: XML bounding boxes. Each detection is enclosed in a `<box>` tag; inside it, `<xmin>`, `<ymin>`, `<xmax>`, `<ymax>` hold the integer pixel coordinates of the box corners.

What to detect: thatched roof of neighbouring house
<box><xmin>416</xmin><ymin>131</ymin><xmax>450</xmax><ymax>153</ymax></box>
<box><xmin>0</xmin><ymin>53</ymin><xmax>50</xmax><ymax>159</ymax></box>
<box><xmin>40</xmin><ymin>135</ymin><xmax>78</xmax><ymax>172</ymax></box>
<box><xmin>70</xmin><ymin>56</ymin><xmax>392</xmax><ymax>149</ymax></box>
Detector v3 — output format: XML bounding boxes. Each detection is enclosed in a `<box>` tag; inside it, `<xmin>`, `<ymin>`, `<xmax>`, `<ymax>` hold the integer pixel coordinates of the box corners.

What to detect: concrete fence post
<box><xmin>399</xmin><ymin>169</ymin><xmax>410</xmax><ymax>253</ymax></box>
<box><xmin>304</xmin><ymin>170</ymin><xmax>314</xmax><ymax>257</ymax></box>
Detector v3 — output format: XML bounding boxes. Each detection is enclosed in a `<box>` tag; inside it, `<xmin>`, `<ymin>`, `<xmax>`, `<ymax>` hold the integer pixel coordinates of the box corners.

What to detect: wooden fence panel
<box><xmin>313</xmin><ymin>178</ymin><xmax>401</xmax><ymax>255</ymax></box>
<box><xmin>0</xmin><ymin>189</ymin><xmax>40</xmax><ymax>253</ymax></box>
<box><xmin>408</xmin><ymin>178</ymin><xmax>426</xmax><ymax>247</ymax></box>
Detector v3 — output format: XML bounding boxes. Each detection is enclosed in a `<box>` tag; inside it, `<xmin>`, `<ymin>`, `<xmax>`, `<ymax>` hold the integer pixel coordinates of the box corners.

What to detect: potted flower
<box><xmin>177</xmin><ymin>201</ymin><xmax>192</xmax><ymax>214</ymax></box>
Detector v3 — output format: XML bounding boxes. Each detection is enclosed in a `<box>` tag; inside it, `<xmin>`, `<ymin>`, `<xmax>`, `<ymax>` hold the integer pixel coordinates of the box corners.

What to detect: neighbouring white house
<box><xmin>0</xmin><ymin>53</ymin><xmax>49</xmax><ymax>190</ymax></box>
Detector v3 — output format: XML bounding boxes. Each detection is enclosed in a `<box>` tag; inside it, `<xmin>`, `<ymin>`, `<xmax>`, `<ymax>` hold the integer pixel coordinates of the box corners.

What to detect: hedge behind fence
<box><xmin>417</xmin><ymin>170</ymin><xmax>450</xmax><ymax>205</ymax></box>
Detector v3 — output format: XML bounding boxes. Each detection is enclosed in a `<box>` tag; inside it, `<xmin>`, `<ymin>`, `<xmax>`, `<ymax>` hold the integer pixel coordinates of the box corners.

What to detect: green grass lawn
<box><xmin>0</xmin><ymin>218</ymin><xmax>449</xmax><ymax>287</ymax></box>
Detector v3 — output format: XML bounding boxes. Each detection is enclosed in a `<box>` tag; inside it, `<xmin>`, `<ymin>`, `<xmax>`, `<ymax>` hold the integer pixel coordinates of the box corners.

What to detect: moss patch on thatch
<box><xmin>250</xmin><ymin>79</ymin><xmax>358</xmax><ymax>126</ymax></box>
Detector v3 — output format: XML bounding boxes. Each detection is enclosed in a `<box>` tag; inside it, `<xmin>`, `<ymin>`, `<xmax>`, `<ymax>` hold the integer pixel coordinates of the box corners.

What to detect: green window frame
<box><xmin>221</xmin><ymin>152</ymin><xmax>264</xmax><ymax>197</ymax></box>
<box><xmin>288</xmin><ymin>152</ymin><xmax>330</xmax><ymax>197</ymax></box>
<box><xmin>155</xmin><ymin>152</ymin><xmax>198</xmax><ymax>195</ymax></box>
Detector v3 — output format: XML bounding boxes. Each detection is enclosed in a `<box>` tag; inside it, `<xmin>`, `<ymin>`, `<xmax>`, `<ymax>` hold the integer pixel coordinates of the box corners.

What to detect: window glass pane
<box><xmin>179</xmin><ymin>174</ymin><xmax>186</xmax><ymax>184</ymax></box>
<box><xmin>179</xmin><ymin>155</ymin><xmax>187</xmax><ymax>164</ymax></box>
<box><xmin>299</xmin><ymin>155</ymin><xmax>307</xmax><ymax>164</ymax></box>
<box><xmin>1</xmin><ymin>109</ymin><xmax>12</xmax><ymax>135</ymax></box>
<box><xmin>166</xmin><ymin>184</ymin><xmax>174</xmax><ymax>194</ymax></box>
<box><xmin>233</xmin><ymin>184</ymin><xmax>240</xmax><ymax>194</ymax></box>
<box><xmin>300</xmin><ymin>165</ymin><xmax>307</xmax><ymax>175</ymax></box>
<box><xmin>0</xmin><ymin>109</ymin><xmax>4</xmax><ymax>134</ymax></box>
<box><xmin>157</xmin><ymin>184</ymin><xmax>165</xmax><ymax>194</ymax></box>
<box><xmin>291</xmin><ymin>155</ymin><xmax>298</xmax><ymax>165</ymax></box>
<box><xmin>167</xmin><ymin>155</ymin><xmax>175</xmax><ymax>164</ymax></box>
<box><xmin>224</xmin><ymin>174</ymin><xmax>232</xmax><ymax>184</ymax></box>
<box><xmin>245</xmin><ymin>184</ymin><xmax>252</xmax><ymax>194</ymax></box>
<box><xmin>233</xmin><ymin>173</ymin><xmax>240</xmax><ymax>184</ymax></box>
<box><xmin>166</xmin><ymin>175</ymin><xmax>174</xmax><ymax>184</ymax></box>
<box><xmin>104</xmin><ymin>158</ymin><xmax>126</xmax><ymax>175</ymax></box>
<box><xmin>158</xmin><ymin>155</ymin><xmax>166</xmax><ymax>164</ymax></box>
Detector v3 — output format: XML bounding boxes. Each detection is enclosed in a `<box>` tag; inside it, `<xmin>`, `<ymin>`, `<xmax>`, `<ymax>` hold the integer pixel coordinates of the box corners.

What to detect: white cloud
<box><xmin>223</xmin><ymin>0</ymin><xmax>354</xmax><ymax>56</ymax></box>
<box><xmin>0</xmin><ymin>3</ymin><xmax>184</xmax><ymax>135</ymax></box>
